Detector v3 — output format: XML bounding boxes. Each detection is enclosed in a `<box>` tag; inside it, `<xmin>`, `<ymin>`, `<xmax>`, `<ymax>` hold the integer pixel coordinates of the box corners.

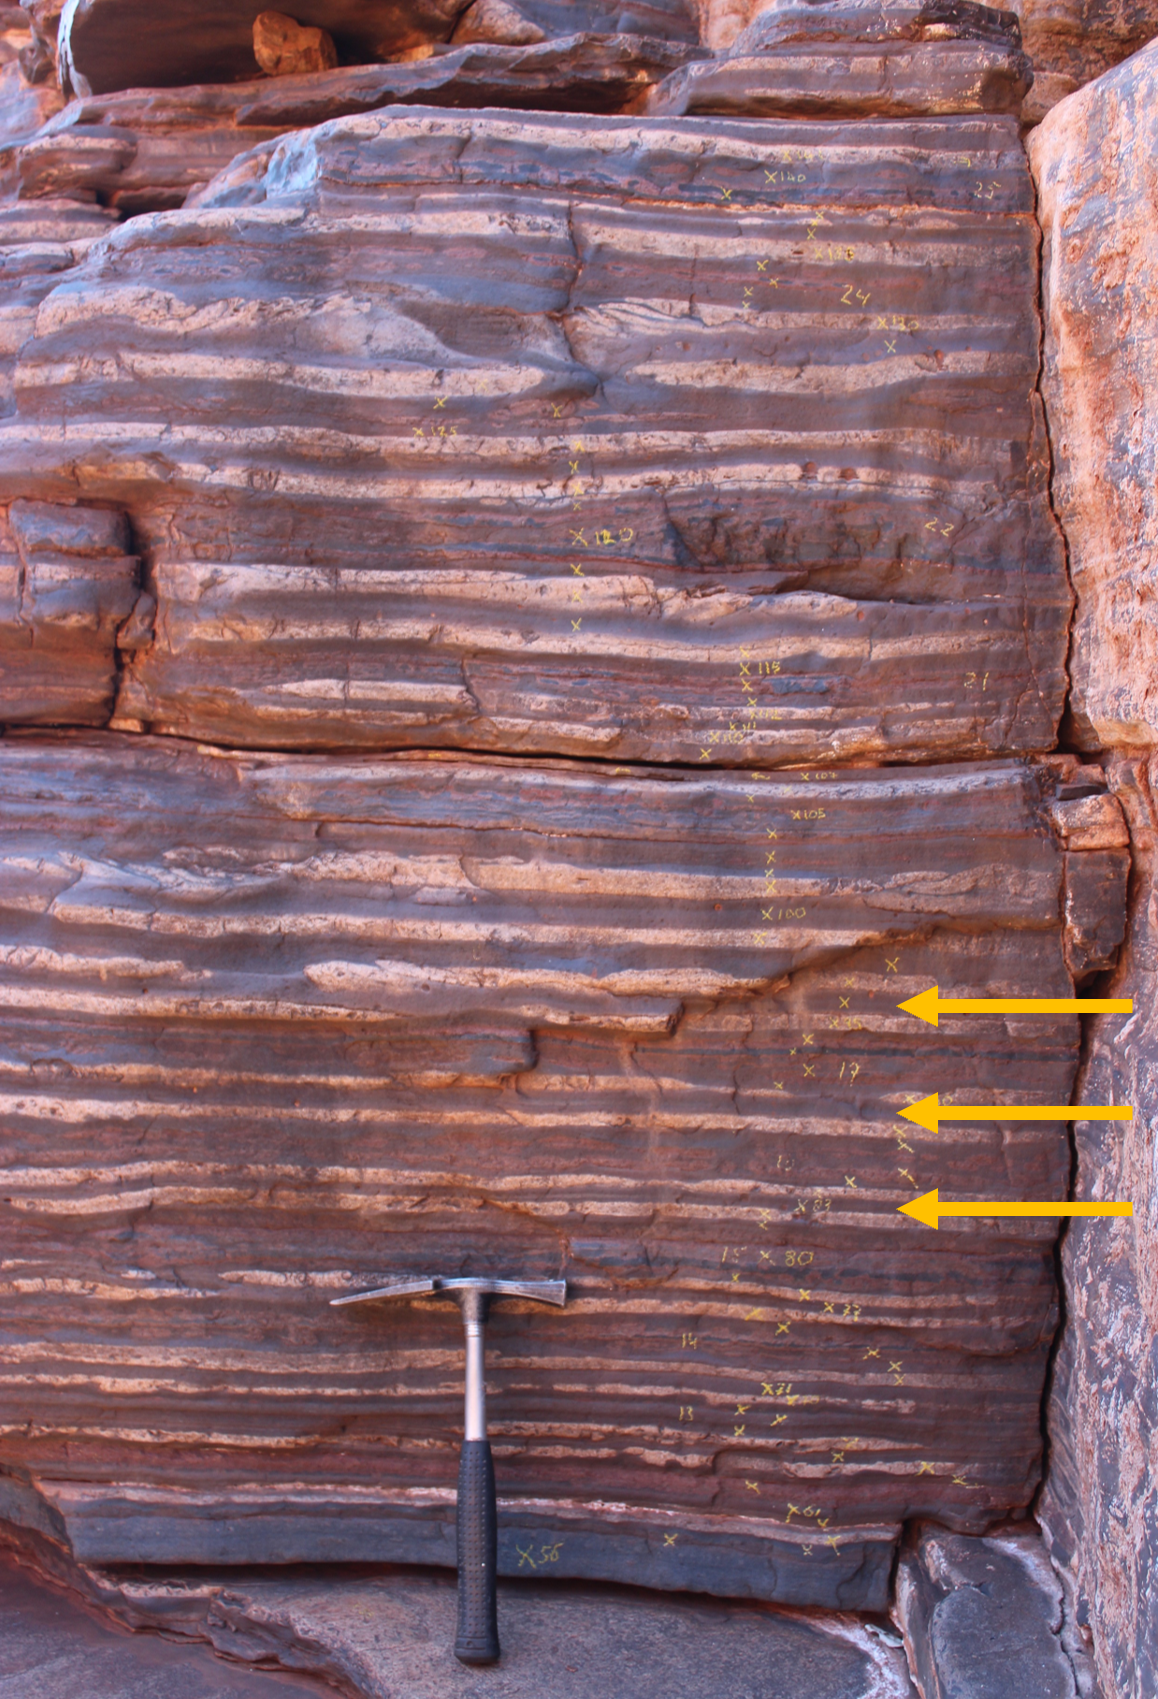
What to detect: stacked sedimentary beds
<box><xmin>0</xmin><ymin>0</ymin><xmax>1141</xmax><ymax>1616</ymax></box>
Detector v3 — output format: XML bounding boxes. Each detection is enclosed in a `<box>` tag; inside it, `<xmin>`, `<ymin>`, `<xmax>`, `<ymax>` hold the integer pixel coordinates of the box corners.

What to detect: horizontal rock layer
<box><xmin>0</xmin><ymin>109</ymin><xmax>1069</xmax><ymax>767</ymax></box>
<box><xmin>14</xmin><ymin>39</ymin><xmax>710</xmax><ymax>216</ymax></box>
<box><xmin>0</xmin><ymin>732</ymin><xmax>1120</xmax><ymax>1601</ymax></box>
<box><xmin>646</xmin><ymin>38</ymin><xmax>1032</xmax><ymax>118</ymax></box>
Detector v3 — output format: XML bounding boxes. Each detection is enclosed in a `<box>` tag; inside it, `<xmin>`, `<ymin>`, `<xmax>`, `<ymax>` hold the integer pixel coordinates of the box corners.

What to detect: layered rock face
<box><xmin>0</xmin><ymin>733</ymin><xmax>1104</xmax><ymax>1602</ymax></box>
<box><xmin>0</xmin><ymin>0</ymin><xmax>1150</xmax><ymax>1691</ymax></box>
<box><xmin>3</xmin><ymin>111</ymin><xmax>1068</xmax><ymax>765</ymax></box>
<box><xmin>1030</xmin><ymin>47</ymin><xmax>1158</xmax><ymax>1699</ymax></box>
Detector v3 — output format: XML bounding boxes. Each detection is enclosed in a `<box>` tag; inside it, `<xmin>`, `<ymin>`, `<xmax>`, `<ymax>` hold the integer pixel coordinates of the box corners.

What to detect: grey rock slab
<box><xmin>199</xmin><ymin>1571</ymin><xmax>917</xmax><ymax>1699</ymax></box>
<box><xmin>896</xmin><ymin>1529</ymin><xmax>1079</xmax><ymax>1699</ymax></box>
<box><xmin>0</xmin><ymin>1558</ymin><xmax>329</xmax><ymax>1698</ymax></box>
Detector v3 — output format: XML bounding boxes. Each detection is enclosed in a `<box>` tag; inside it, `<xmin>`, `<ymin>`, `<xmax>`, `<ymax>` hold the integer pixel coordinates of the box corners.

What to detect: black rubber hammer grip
<box><xmin>455</xmin><ymin>1438</ymin><xmax>499</xmax><ymax>1664</ymax></box>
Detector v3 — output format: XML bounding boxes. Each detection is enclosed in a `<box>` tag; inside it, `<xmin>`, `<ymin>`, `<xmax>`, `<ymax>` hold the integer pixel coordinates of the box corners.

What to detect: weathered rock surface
<box><xmin>0</xmin><ymin>5</ymin><xmax>62</xmax><ymax>180</ymax></box>
<box><xmin>0</xmin><ymin>110</ymin><xmax>1069</xmax><ymax>767</ymax></box>
<box><xmin>1030</xmin><ymin>41</ymin><xmax>1158</xmax><ymax>753</ymax></box>
<box><xmin>0</xmin><ymin>197</ymin><xmax>118</xmax><ymax>412</ymax></box>
<box><xmin>67</xmin><ymin>1565</ymin><xmax>917</xmax><ymax>1699</ymax></box>
<box><xmin>0</xmin><ymin>1553</ymin><xmax>328</xmax><ymax>1697</ymax></box>
<box><xmin>0</xmin><ymin>1</ymin><xmax>1143</xmax><ymax>1681</ymax></box>
<box><xmin>451</xmin><ymin>0</ymin><xmax>548</xmax><ymax>45</ymax></box>
<box><xmin>895</xmin><ymin>1527</ymin><xmax>1081</xmax><ymax>1698</ymax></box>
<box><xmin>1037</xmin><ymin>759</ymin><xmax>1158</xmax><ymax>1699</ymax></box>
<box><xmin>10</xmin><ymin>40</ymin><xmax>708</xmax><ymax>217</ymax></box>
<box><xmin>0</xmin><ymin>499</ymin><xmax>141</xmax><ymax>724</ymax></box>
<box><xmin>0</xmin><ymin>732</ymin><xmax>1121</xmax><ymax>1601</ymax></box>
<box><xmin>693</xmin><ymin>0</ymin><xmax>1158</xmax><ymax>120</ymax></box>
<box><xmin>647</xmin><ymin>39</ymin><xmax>1030</xmax><ymax>117</ymax></box>
<box><xmin>1028</xmin><ymin>46</ymin><xmax>1157</xmax><ymax>1699</ymax></box>
<box><xmin>1012</xmin><ymin>0</ymin><xmax>1158</xmax><ymax>121</ymax></box>
<box><xmin>55</xmin><ymin>0</ymin><xmax>699</xmax><ymax>98</ymax></box>
<box><xmin>647</xmin><ymin>1</ymin><xmax>1033</xmax><ymax>117</ymax></box>
<box><xmin>254</xmin><ymin>11</ymin><xmax>341</xmax><ymax>78</ymax></box>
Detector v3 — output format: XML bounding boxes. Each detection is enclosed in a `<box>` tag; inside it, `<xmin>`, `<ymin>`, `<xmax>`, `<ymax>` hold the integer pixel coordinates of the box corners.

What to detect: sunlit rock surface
<box><xmin>1030</xmin><ymin>47</ymin><xmax>1158</xmax><ymax>1699</ymax></box>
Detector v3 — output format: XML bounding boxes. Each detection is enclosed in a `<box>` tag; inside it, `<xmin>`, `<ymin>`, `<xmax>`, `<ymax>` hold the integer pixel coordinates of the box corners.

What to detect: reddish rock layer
<box><xmin>0</xmin><ymin>734</ymin><xmax>1117</xmax><ymax>1601</ymax></box>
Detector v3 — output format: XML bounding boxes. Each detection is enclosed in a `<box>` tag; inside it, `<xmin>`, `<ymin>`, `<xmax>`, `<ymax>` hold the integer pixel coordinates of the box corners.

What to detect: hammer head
<box><xmin>332</xmin><ymin>1275</ymin><xmax>565</xmax><ymax>1313</ymax></box>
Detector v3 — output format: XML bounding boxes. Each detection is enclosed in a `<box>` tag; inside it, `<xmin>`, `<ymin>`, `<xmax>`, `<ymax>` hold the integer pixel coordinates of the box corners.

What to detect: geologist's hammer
<box><xmin>332</xmin><ymin>1274</ymin><xmax>566</xmax><ymax>1665</ymax></box>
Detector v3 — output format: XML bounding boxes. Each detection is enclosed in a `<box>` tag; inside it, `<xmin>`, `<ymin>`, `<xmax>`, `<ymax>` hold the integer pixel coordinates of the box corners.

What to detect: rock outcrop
<box><xmin>55</xmin><ymin>0</ymin><xmax>700</xmax><ymax>98</ymax></box>
<box><xmin>647</xmin><ymin>0</ymin><xmax>1033</xmax><ymax>117</ymax></box>
<box><xmin>1</xmin><ymin>110</ymin><xmax>1068</xmax><ymax>766</ymax></box>
<box><xmin>1030</xmin><ymin>45</ymin><xmax>1158</xmax><ymax>1699</ymax></box>
<box><xmin>0</xmin><ymin>733</ymin><xmax>1120</xmax><ymax>1605</ymax></box>
<box><xmin>253</xmin><ymin>10</ymin><xmax>340</xmax><ymax>77</ymax></box>
<box><xmin>0</xmin><ymin>0</ymin><xmax>1150</xmax><ymax>1690</ymax></box>
<box><xmin>1031</xmin><ymin>52</ymin><xmax>1158</xmax><ymax>754</ymax></box>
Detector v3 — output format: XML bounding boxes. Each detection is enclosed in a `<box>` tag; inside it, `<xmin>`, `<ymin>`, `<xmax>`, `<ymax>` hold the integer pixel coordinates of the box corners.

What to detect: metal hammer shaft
<box><xmin>463</xmin><ymin>1286</ymin><xmax>486</xmax><ymax>1442</ymax></box>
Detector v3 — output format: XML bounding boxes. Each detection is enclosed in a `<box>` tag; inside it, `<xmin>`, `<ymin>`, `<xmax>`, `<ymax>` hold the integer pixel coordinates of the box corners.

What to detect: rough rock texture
<box><xmin>0</xmin><ymin>732</ymin><xmax>1123</xmax><ymax>1602</ymax></box>
<box><xmin>55</xmin><ymin>0</ymin><xmax>699</xmax><ymax>97</ymax></box>
<box><xmin>0</xmin><ymin>499</ymin><xmax>141</xmax><ymax>724</ymax></box>
<box><xmin>450</xmin><ymin>0</ymin><xmax>548</xmax><ymax>45</ymax></box>
<box><xmin>0</xmin><ymin>1553</ymin><xmax>328</xmax><ymax>1697</ymax></box>
<box><xmin>647</xmin><ymin>39</ymin><xmax>1030</xmax><ymax>117</ymax></box>
<box><xmin>0</xmin><ymin>5</ymin><xmax>62</xmax><ymax>181</ymax></box>
<box><xmin>253</xmin><ymin>12</ymin><xmax>341</xmax><ymax>78</ymax></box>
<box><xmin>0</xmin><ymin>4</ymin><xmax>1144</xmax><ymax>1686</ymax></box>
<box><xmin>1029</xmin><ymin>48</ymin><xmax>1158</xmax><ymax>1699</ymax></box>
<box><xmin>1011</xmin><ymin>0</ymin><xmax>1158</xmax><ymax>120</ymax></box>
<box><xmin>1030</xmin><ymin>43</ymin><xmax>1158</xmax><ymax>753</ymax></box>
<box><xmin>693</xmin><ymin>0</ymin><xmax>1158</xmax><ymax>122</ymax></box>
<box><xmin>0</xmin><ymin>110</ymin><xmax>1069</xmax><ymax>766</ymax></box>
<box><xmin>647</xmin><ymin>2</ymin><xmax>1033</xmax><ymax>118</ymax></box>
<box><xmin>1035</xmin><ymin>757</ymin><xmax>1158</xmax><ymax>1699</ymax></box>
<box><xmin>68</xmin><ymin>1566</ymin><xmax>917</xmax><ymax>1699</ymax></box>
<box><xmin>9</xmin><ymin>40</ymin><xmax>709</xmax><ymax>219</ymax></box>
<box><xmin>895</xmin><ymin>1527</ymin><xmax>1082</xmax><ymax>1698</ymax></box>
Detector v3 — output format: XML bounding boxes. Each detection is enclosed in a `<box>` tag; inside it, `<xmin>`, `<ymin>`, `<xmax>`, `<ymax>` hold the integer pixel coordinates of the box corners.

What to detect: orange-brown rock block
<box><xmin>0</xmin><ymin>732</ymin><xmax>1120</xmax><ymax>1601</ymax></box>
<box><xmin>1012</xmin><ymin>0</ymin><xmax>1158</xmax><ymax>120</ymax></box>
<box><xmin>253</xmin><ymin>10</ymin><xmax>340</xmax><ymax>77</ymax></box>
<box><xmin>1030</xmin><ymin>41</ymin><xmax>1158</xmax><ymax>754</ymax></box>
<box><xmin>1028</xmin><ymin>47</ymin><xmax>1158</xmax><ymax>1699</ymax></box>
<box><xmin>1039</xmin><ymin>755</ymin><xmax>1158</xmax><ymax>1699</ymax></box>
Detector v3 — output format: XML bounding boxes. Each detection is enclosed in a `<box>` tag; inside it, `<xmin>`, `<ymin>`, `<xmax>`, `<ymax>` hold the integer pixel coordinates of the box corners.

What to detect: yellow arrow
<box><xmin>899</xmin><ymin>1092</ymin><xmax>1132</xmax><ymax>1136</ymax></box>
<box><xmin>899</xmin><ymin>1189</ymin><xmax>1133</xmax><ymax>1230</ymax></box>
<box><xmin>898</xmin><ymin>985</ymin><xmax>1133</xmax><ymax>1028</ymax></box>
